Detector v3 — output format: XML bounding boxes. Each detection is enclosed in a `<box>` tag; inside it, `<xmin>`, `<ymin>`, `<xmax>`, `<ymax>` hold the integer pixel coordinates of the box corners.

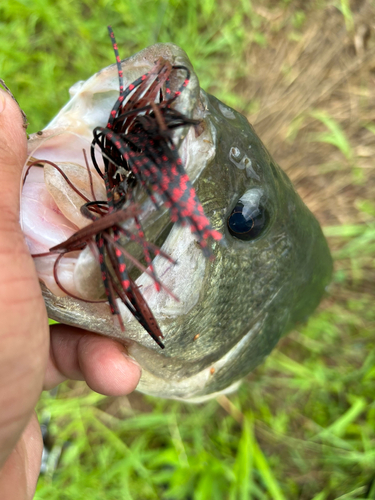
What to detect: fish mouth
<box><xmin>21</xmin><ymin>43</ymin><xmax>216</xmax><ymax>335</ymax></box>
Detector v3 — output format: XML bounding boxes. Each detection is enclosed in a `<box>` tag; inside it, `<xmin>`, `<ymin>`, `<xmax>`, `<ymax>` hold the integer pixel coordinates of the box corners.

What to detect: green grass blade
<box><xmin>309</xmin><ymin>110</ymin><xmax>353</xmax><ymax>160</ymax></box>
<box><xmin>253</xmin><ymin>436</ymin><xmax>286</xmax><ymax>500</ymax></box>
<box><xmin>314</xmin><ymin>397</ymin><xmax>367</xmax><ymax>440</ymax></box>
<box><xmin>231</xmin><ymin>412</ymin><xmax>254</xmax><ymax>499</ymax></box>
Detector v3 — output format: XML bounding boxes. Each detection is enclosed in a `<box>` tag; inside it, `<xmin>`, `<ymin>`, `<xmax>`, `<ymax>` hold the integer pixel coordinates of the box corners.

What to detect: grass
<box><xmin>1</xmin><ymin>0</ymin><xmax>375</xmax><ymax>498</ymax></box>
<box><xmin>0</xmin><ymin>0</ymin><xmax>262</xmax><ymax>131</ymax></box>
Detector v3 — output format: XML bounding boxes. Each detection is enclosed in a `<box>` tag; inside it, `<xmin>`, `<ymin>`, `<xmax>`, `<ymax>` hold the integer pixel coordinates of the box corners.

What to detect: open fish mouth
<box><xmin>22</xmin><ymin>29</ymin><xmax>220</xmax><ymax>348</ymax></box>
<box><xmin>21</xmin><ymin>29</ymin><xmax>333</xmax><ymax>401</ymax></box>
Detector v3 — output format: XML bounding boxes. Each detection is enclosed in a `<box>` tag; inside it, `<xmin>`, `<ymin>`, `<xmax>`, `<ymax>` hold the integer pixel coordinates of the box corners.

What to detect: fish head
<box><xmin>22</xmin><ymin>43</ymin><xmax>332</xmax><ymax>401</ymax></box>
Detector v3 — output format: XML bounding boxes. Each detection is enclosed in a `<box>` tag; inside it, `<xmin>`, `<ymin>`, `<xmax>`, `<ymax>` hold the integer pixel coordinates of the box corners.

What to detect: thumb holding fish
<box><xmin>0</xmin><ymin>87</ymin><xmax>141</xmax><ymax>498</ymax></box>
<box><xmin>0</xmin><ymin>86</ymin><xmax>47</xmax><ymax>498</ymax></box>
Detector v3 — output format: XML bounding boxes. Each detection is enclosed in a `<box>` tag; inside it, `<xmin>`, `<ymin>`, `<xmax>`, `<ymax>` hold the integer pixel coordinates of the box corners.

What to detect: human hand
<box><xmin>0</xmin><ymin>88</ymin><xmax>141</xmax><ymax>499</ymax></box>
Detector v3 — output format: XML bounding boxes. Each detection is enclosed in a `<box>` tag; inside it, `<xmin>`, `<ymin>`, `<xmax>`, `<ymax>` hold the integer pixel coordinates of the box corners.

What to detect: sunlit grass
<box><xmin>0</xmin><ymin>0</ymin><xmax>270</xmax><ymax>132</ymax></box>
<box><xmin>35</xmin><ymin>277</ymin><xmax>375</xmax><ymax>499</ymax></box>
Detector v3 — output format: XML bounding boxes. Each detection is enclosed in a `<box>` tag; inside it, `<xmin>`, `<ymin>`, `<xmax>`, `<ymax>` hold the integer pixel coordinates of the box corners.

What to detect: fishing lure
<box><xmin>28</xmin><ymin>26</ymin><xmax>221</xmax><ymax>348</ymax></box>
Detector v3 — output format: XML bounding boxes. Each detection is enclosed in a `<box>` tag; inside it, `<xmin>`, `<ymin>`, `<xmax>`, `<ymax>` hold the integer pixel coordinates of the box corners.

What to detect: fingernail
<box><xmin>122</xmin><ymin>351</ymin><xmax>142</xmax><ymax>371</ymax></box>
<box><xmin>0</xmin><ymin>89</ymin><xmax>7</xmax><ymax>114</ymax></box>
<box><xmin>0</xmin><ymin>85</ymin><xmax>27</xmax><ymax>126</ymax></box>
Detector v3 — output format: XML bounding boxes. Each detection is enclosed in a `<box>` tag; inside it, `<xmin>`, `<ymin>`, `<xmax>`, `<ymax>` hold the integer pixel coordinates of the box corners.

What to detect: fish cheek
<box><xmin>177</xmin><ymin>150</ymin><xmax>287</xmax><ymax>368</ymax></box>
<box><xmin>181</xmin><ymin>232</ymin><xmax>286</xmax><ymax>363</ymax></box>
<box><xmin>172</xmin><ymin>100</ymin><xmax>293</xmax><ymax>369</ymax></box>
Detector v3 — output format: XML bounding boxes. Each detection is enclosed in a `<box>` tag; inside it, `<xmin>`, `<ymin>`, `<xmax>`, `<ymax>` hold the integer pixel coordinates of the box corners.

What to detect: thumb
<box><xmin>0</xmin><ymin>87</ymin><xmax>48</xmax><ymax>467</ymax></box>
<box><xmin>0</xmin><ymin>87</ymin><xmax>27</xmax><ymax>218</ymax></box>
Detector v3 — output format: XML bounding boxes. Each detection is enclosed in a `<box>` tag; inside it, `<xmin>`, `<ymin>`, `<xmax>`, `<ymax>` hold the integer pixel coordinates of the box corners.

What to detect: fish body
<box><xmin>22</xmin><ymin>43</ymin><xmax>332</xmax><ymax>401</ymax></box>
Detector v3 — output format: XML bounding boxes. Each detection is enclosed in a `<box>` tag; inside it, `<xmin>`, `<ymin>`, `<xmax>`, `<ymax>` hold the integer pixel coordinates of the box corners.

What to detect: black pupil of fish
<box><xmin>227</xmin><ymin>202</ymin><xmax>268</xmax><ymax>241</ymax></box>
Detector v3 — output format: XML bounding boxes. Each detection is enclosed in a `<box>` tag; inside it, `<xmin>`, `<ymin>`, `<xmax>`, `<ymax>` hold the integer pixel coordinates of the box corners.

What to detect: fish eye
<box><xmin>227</xmin><ymin>189</ymin><xmax>269</xmax><ymax>241</ymax></box>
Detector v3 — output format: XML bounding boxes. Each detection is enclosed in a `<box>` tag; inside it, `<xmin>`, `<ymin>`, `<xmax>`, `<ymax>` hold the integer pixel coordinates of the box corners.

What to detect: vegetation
<box><xmin>1</xmin><ymin>0</ymin><xmax>375</xmax><ymax>498</ymax></box>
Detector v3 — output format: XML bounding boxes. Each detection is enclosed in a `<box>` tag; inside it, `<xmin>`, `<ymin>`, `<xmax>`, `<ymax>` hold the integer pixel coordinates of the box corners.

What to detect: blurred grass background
<box><xmin>1</xmin><ymin>0</ymin><xmax>375</xmax><ymax>498</ymax></box>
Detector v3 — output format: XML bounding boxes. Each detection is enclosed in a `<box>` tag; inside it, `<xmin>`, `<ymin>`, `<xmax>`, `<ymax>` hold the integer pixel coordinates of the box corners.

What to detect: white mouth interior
<box><xmin>21</xmin><ymin>62</ymin><xmax>216</xmax><ymax>322</ymax></box>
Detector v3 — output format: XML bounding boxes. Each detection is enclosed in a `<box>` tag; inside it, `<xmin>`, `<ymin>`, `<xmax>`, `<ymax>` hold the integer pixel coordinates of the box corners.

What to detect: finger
<box><xmin>0</xmin><ymin>88</ymin><xmax>49</xmax><ymax>466</ymax></box>
<box><xmin>46</xmin><ymin>324</ymin><xmax>141</xmax><ymax>396</ymax></box>
<box><xmin>0</xmin><ymin>87</ymin><xmax>27</xmax><ymax>217</ymax></box>
<box><xmin>0</xmin><ymin>412</ymin><xmax>42</xmax><ymax>500</ymax></box>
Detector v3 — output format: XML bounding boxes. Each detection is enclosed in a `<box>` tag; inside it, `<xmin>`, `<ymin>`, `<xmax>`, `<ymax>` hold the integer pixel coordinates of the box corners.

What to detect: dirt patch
<box><xmin>237</xmin><ymin>1</ymin><xmax>375</xmax><ymax>228</ymax></box>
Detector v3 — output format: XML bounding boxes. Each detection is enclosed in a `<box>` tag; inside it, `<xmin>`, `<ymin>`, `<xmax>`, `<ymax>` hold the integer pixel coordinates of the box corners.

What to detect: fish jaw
<box><xmin>21</xmin><ymin>43</ymin><xmax>333</xmax><ymax>401</ymax></box>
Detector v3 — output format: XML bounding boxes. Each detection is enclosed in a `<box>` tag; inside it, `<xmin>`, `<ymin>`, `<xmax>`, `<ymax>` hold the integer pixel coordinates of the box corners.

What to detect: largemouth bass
<box><xmin>21</xmin><ymin>42</ymin><xmax>332</xmax><ymax>402</ymax></box>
